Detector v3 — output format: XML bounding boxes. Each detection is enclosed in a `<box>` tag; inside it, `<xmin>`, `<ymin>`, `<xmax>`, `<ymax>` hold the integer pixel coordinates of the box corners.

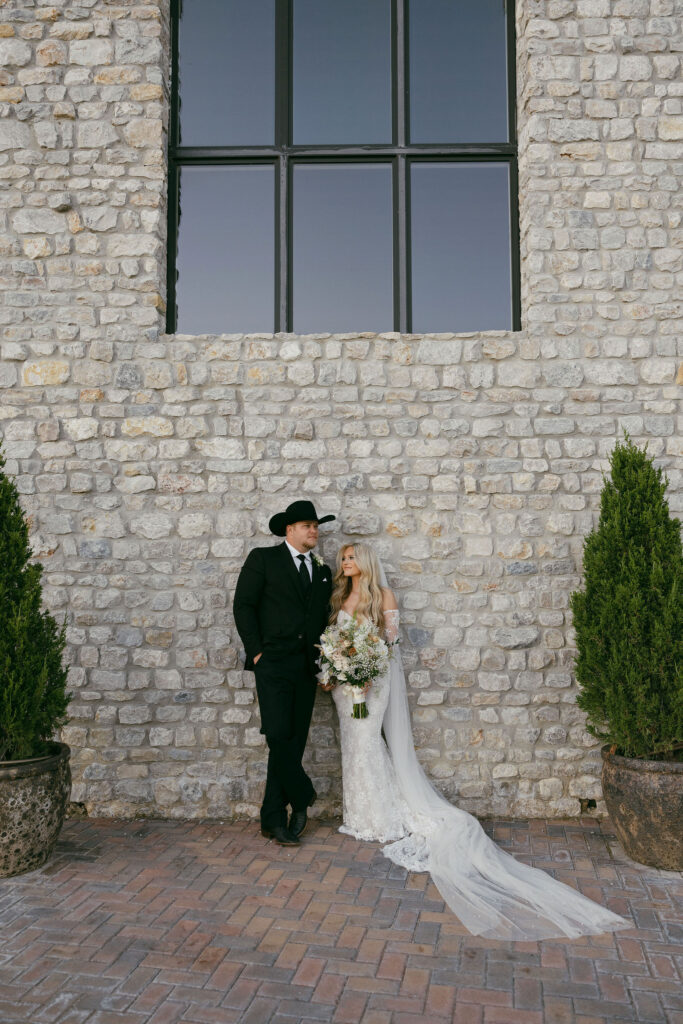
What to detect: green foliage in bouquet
<box><xmin>570</xmin><ymin>436</ymin><xmax>683</xmax><ymax>760</ymax></box>
<box><xmin>0</xmin><ymin>446</ymin><xmax>69</xmax><ymax>761</ymax></box>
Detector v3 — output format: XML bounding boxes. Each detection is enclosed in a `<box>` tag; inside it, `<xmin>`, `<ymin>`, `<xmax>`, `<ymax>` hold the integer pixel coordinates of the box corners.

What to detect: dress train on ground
<box><xmin>332</xmin><ymin>610</ymin><xmax>630</xmax><ymax>941</ymax></box>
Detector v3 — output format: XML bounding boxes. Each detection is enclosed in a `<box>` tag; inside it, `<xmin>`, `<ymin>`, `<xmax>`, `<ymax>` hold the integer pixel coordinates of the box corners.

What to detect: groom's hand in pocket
<box><xmin>254</xmin><ymin>653</ymin><xmax>262</xmax><ymax>665</ymax></box>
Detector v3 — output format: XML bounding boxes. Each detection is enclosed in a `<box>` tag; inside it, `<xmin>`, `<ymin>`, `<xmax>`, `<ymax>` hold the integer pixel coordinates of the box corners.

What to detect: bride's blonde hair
<box><xmin>330</xmin><ymin>542</ymin><xmax>385</xmax><ymax>632</ymax></box>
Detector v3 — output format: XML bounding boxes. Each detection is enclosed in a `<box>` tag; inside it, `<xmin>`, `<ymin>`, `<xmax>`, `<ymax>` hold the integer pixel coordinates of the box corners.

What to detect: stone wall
<box><xmin>0</xmin><ymin>0</ymin><xmax>680</xmax><ymax>821</ymax></box>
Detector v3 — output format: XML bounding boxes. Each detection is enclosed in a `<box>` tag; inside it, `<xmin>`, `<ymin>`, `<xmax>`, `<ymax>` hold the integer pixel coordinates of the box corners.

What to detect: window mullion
<box><xmin>509</xmin><ymin>157</ymin><xmax>521</xmax><ymax>332</ymax></box>
<box><xmin>394</xmin><ymin>1</ymin><xmax>408</xmax><ymax>332</ymax></box>
<box><xmin>166</xmin><ymin>160</ymin><xmax>178</xmax><ymax>333</ymax></box>
<box><xmin>396</xmin><ymin>156</ymin><xmax>409</xmax><ymax>334</ymax></box>
<box><xmin>275</xmin><ymin>0</ymin><xmax>290</xmax><ymax>149</ymax></box>
<box><xmin>275</xmin><ymin>0</ymin><xmax>291</xmax><ymax>331</ymax></box>
<box><xmin>167</xmin><ymin>0</ymin><xmax>180</xmax><ymax>332</ymax></box>
<box><xmin>277</xmin><ymin>155</ymin><xmax>289</xmax><ymax>332</ymax></box>
<box><xmin>395</xmin><ymin>0</ymin><xmax>407</xmax><ymax>148</ymax></box>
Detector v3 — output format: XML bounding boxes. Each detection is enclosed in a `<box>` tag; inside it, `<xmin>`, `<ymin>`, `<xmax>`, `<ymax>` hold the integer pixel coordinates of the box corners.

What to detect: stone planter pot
<box><xmin>601</xmin><ymin>745</ymin><xmax>683</xmax><ymax>871</ymax></box>
<box><xmin>0</xmin><ymin>742</ymin><xmax>71</xmax><ymax>878</ymax></box>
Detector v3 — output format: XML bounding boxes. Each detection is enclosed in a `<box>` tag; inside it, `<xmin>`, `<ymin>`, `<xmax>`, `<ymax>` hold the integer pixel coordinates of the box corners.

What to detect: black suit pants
<box><xmin>254</xmin><ymin>649</ymin><xmax>317</xmax><ymax>829</ymax></box>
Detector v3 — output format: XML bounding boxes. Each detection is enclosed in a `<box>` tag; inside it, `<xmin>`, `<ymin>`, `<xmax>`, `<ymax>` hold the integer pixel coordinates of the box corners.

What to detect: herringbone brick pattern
<box><xmin>0</xmin><ymin>818</ymin><xmax>680</xmax><ymax>1024</ymax></box>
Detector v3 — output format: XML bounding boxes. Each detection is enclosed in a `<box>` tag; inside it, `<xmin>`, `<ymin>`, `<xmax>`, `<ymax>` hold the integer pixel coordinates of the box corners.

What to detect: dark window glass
<box><xmin>169</xmin><ymin>3</ymin><xmax>518</xmax><ymax>334</ymax></box>
<box><xmin>409</xmin><ymin>0</ymin><xmax>508</xmax><ymax>143</ymax></box>
<box><xmin>178</xmin><ymin>0</ymin><xmax>275</xmax><ymax>146</ymax></box>
<box><xmin>176</xmin><ymin>165</ymin><xmax>274</xmax><ymax>333</ymax></box>
<box><xmin>293</xmin><ymin>0</ymin><xmax>391</xmax><ymax>144</ymax></box>
<box><xmin>293</xmin><ymin>164</ymin><xmax>393</xmax><ymax>332</ymax></box>
<box><xmin>410</xmin><ymin>163</ymin><xmax>512</xmax><ymax>332</ymax></box>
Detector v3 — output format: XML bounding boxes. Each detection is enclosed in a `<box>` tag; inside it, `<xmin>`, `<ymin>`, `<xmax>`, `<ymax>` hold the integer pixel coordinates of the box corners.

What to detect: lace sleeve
<box><xmin>384</xmin><ymin>608</ymin><xmax>400</xmax><ymax>643</ymax></box>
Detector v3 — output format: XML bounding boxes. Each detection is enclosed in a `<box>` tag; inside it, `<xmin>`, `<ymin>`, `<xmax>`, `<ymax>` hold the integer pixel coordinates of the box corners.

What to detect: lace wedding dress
<box><xmin>332</xmin><ymin>608</ymin><xmax>630</xmax><ymax>941</ymax></box>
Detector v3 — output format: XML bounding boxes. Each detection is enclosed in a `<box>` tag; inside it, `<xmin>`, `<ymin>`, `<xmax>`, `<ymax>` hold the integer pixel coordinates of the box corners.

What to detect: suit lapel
<box><xmin>309</xmin><ymin>555</ymin><xmax>326</xmax><ymax>607</ymax></box>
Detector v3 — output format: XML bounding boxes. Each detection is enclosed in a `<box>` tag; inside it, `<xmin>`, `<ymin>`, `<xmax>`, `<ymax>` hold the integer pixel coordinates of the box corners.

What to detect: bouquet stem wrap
<box><xmin>351</xmin><ymin>690</ymin><xmax>369</xmax><ymax>718</ymax></box>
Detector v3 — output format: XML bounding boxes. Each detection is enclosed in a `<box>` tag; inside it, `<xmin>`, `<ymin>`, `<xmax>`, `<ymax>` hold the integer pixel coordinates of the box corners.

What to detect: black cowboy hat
<box><xmin>269</xmin><ymin>500</ymin><xmax>336</xmax><ymax>537</ymax></box>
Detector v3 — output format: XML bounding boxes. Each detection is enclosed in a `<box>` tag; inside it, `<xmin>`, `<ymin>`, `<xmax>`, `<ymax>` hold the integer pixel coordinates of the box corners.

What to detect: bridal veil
<box><xmin>375</xmin><ymin>559</ymin><xmax>630</xmax><ymax>941</ymax></box>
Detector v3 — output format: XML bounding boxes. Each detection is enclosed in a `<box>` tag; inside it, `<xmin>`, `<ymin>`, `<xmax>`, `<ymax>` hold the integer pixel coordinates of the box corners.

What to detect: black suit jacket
<box><xmin>233</xmin><ymin>543</ymin><xmax>333</xmax><ymax>674</ymax></box>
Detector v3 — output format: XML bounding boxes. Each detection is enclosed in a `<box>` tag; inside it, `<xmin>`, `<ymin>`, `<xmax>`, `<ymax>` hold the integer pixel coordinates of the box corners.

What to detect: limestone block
<box><xmin>69</xmin><ymin>39</ymin><xmax>114</xmax><ymax>65</ymax></box>
<box><xmin>343</xmin><ymin>513</ymin><xmax>381</xmax><ymax>535</ymax></box>
<box><xmin>478</xmin><ymin>673</ymin><xmax>511</xmax><ymax>691</ymax></box>
<box><xmin>23</xmin><ymin>237</ymin><xmax>52</xmax><ymax>258</ymax></box>
<box><xmin>178</xmin><ymin>513</ymin><xmax>212</xmax><ymax>538</ymax></box>
<box><xmin>149</xmin><ymin>727</ymin><xmax>174</xmax><ymax>746</ymax></box>
<box><xmin>141</xmin><ymin>362</ymin><xmax>172</xmax><ymax>389</ymax></box>
<box><xmin>77</xmin><ymin>121</ymin><xmax>119</xmax><ymax>148</ymax></box>
<box><xmin>63</xmin><ymin>418</ymin><xmax>98</xmax><ymax>441</ymax></box>
<box><xmin>537</xmin><ymin>778</ymin><xmax>563</xmax><ymax>800</ymax></box>
<box><xmin>533</xmin><ymin>418</ymin><xmax>574</xmax><ymax>435</ymax></box>
<box><xmin>619</xmin><ymin>56</ymin><xmax>652</xmax><ymax>80</ymax></box>
<box><xmin>121</xmin><ymin>416</ymin><xmax>173</xmax><ymax>437</ymax></box>
<box><xmin>70</xmin><ymin>473</ymin><xmax>93</xmax><ymax>493</ymax></box>
<box><xmin>492</xmin><ymin>628</ymin><xmax>540</xmax><ymax>649</ymax></box>
<box><xmin>653</xmin><ymin>56</ymin><xmax>679</xmax><ymax>79</ymax></box>
<box><xmin>500</xmin><ymin>708</ymin><xmax>529</xmax><ymax>725</ymax></box>
<box><xmin>195</xmin><ymin>438</ymin><xmax>246</xmax><ymax>460</ymax></box>
<box><xmin>216</xmin><ymin>512</ymin><xmax>254</xmax><ymax>537</ymax></box>
<box><xmin>12</xmin><ymin>209</ymin><xmax>64</xmax><ymax>234</ymax></box>
<box><xmin>568</xmin><ymin>776</ymin><xmax>603</xmax><ymax>799</ymax></box>
<box><xmin>0</xmin><ymin>365</ymin><xmax>17</xmax><ymax>388</ymax></box>
<box><xmin>106</xmin><ymin>234</ymin><xmax>159</xmax><ymax>257</ymax></box>
<box><xmin>405</xmin><ymin>439</ymin><xmax>449</xmax><ymax>457</ymax></box>
<box><xmin>583</xmin><ymin>361</ymin><xmax>637</xmax><ymax>386</ymax></box>
<box><xmin>547</xmin><ymin>120</ymin><xmax>599</xmax><ymax>142</ymax></box>
<box><xmin>644</xmin><ymin>142</ymin><xmax>683</xmax><ymax>159</ymax></box>
<box><xmin>82</xmin><ymin>512</ymin><xmax>125</xmax><ymax>538</ymax></box>
<box><xmin>114</xmin><ymin>39</ymin><xmax>162</xmax><ymax>65</ymax></box>
<box><xmin>36</xmin><ymin>40</ymin><xmax>66</xmax><ymax>65</ymax></box>
<box><xmin>22</xmin><ymin>361</ymin><xmax>70</xmax><ymax>386</ymax></box>
<box><xmin>529</xmin><ymin>56</ymin><xmax>578</xmax><ymax>80</ymax></box>
<box><xmin>119</xmin><ymin>706</ymin><xmax>152</xmax><ymax>725</ymax></box>
<box><xmin>222</xmin><ymin>709</ymin><xmax>251</xmax><ymax>724</ymax></box>
<box><xmin>0</xmin><ymin>40</ymin><xmax>32</xmax><ymax>67</ymax></box>
<box><xmin>497</xmin><ymin>363</ymin><xmax>542</xmax><ymax>388</ymax></box>
<box><xmin>281</xmin><ymin>440</ymin><xmax>325</xmax><ymax>459</ymax></box>
<box><xmin>640</xmin><ymin>360</ymin><xmax>675</xmax><ymax>384</ymax></box>
<box><xmin>593</xmin><ymin>54</ymin><xmax>618</xmax><ymax>79</ymax></box>
<box><xmin>123</xmin><ymin>118</ymin><xmax>163</xmax><ymax>148</ymax></box>
<box><xmin>543</xmin><ymin>363</ymin><xmax>584</xmax><ymax>387</ymax></box>
<box><xmin>81</xmin><ymin>207</ymin><xmax>118</xmax><ymax>232</ymax></box>
<box><xmin>416</xmin><ymin>338</ymin><xmax>462</xmax><ymax>364</ymax></box>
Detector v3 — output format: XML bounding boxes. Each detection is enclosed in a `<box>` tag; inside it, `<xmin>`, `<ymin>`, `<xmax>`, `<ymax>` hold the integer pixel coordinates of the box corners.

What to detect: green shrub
<box><xmin>570</xmin><ymin>436</ymin><xmax>683</xmax><ymax>760</ymax></box>
<box><xmin>0</xmin><ymin>445</ymin><xmax>70</xmax><ymax>761</ymax></box>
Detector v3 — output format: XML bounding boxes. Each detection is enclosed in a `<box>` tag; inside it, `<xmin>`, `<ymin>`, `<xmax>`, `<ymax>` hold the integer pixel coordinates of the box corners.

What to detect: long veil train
<box><xmin>376</xmin><ymin>563</ymin><xmax>630</xmax><ymax>941</ymax></box>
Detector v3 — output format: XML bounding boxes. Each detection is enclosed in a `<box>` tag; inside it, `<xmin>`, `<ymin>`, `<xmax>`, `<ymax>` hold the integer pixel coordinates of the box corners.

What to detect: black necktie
<box><xmin>297</xmin><ymin>554</ymin><xmax>311</xmax><ymax>591</ymax></box>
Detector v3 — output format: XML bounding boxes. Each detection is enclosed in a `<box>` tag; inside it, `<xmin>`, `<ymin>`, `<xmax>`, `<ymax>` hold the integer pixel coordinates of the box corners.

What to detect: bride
<box><xmin>320</xmin><ymin>541</ymin><xmax>630</xmax><ymax>942</ymax></box>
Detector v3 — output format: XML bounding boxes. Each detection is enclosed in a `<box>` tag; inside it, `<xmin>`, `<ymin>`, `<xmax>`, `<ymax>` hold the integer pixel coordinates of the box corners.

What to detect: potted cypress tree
<box><xmin>0</xmin><ymin>445</ymin><xmax>71</xmax><ymax>877</ymax></box>
<box><xmin>570</xmin><ymin>436</ymin><xmax>682</xmax><ymax>870</ymax></box>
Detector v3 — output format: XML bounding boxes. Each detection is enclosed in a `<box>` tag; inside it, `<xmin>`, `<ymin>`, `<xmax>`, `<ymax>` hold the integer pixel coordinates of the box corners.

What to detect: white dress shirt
<box><xmin>285</xmin><ymin>540</ymin><xmax>313</xmax><ymax>581</ymax></box>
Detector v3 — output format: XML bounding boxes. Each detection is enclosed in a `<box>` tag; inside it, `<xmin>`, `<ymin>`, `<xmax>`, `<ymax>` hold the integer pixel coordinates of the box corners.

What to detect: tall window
<box><xmin>168</xmin><ymin>0</ymin><xmax>519</xmax><ymax>335</ymax></box>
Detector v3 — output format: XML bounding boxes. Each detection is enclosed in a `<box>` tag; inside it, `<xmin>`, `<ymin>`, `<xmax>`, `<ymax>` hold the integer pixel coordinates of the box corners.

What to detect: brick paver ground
<box><xmin>0</xmin><ymin>817</ymin><xmax>680</xmax><ymax>1024</ymax></box>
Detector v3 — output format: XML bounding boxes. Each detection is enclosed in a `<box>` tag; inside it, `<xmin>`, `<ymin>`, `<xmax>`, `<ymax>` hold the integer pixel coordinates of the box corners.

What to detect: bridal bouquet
<box><xmin>317</xmin><ymin>618</ymin><xmax>390</xmax><ymax>719</ymax></box>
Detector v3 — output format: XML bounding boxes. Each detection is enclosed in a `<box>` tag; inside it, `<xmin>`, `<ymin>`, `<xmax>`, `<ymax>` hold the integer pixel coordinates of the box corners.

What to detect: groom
<box><xmin>233</xmin><ymin>500</ymin><xmax>335</xmax><ymax>846</ymax></box>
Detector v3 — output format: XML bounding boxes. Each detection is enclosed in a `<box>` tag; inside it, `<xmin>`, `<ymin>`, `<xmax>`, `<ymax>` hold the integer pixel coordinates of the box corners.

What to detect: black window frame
<box><xmin>167</xmin><ymin>0</ymin><xmax>520</xmax><ymax>335</ymax></box>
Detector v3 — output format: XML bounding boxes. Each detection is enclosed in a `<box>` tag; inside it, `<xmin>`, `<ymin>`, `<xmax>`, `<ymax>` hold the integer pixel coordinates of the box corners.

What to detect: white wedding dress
<box><xmin>332</xmin><ymin>608</ymin><xmax>630</xmax><ymax>941</ymax></box>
